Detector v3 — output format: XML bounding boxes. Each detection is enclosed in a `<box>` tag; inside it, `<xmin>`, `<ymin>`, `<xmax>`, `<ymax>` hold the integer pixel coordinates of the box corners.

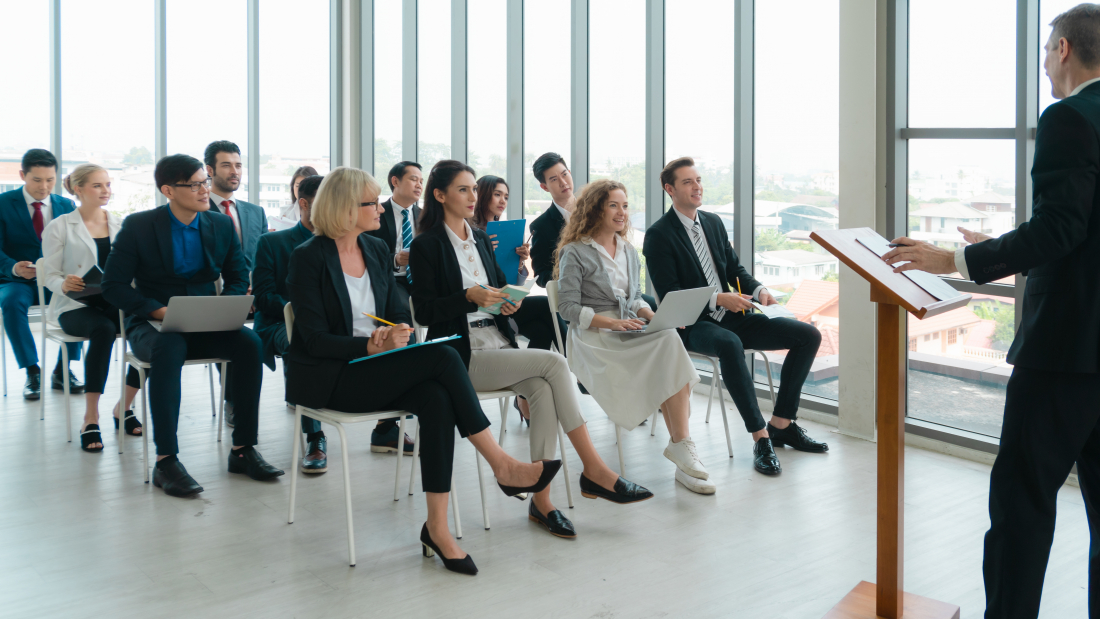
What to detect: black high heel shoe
<box><xmin>420</xmin><ymin>523</ymin><xmax>478</xmax><ymax>575</ymax></box>
<box><xmin>498</xmin><ymin>460</ymin><xmax>561</xmax><ymax>497</ymax></box>
<box><xmin>513</xmin><ymin>396</ymin><xmax>529</xmax><ymax>427</ymax></box>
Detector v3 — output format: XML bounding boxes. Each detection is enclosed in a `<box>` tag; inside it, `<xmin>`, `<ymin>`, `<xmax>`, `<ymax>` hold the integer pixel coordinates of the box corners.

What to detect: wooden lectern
<box><xmin>811</xmin><ymin>228</ymin><xmax>967</xmax><ymax>619</ymax></box>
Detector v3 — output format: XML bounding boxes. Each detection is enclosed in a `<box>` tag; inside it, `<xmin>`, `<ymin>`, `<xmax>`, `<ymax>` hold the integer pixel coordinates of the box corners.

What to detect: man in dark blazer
<box><xmin>204</xmin><ymin>140</ymin><xmax>268</xmax><ymax>272</ymax></box>
<box><xmin>366</xmin><ymin>161</ymin><xmax>422</xmax><ymax>304</ymax></box>
<box><xmin>884</xmin><ymin>8</ymin><xmax>1100</xmax><ymax>615</ymax></box>
<box><xmin>644</xmin><ymin>157</ymin><xmax>826</xmax><ymax>477</ymax></box>
<box><xmin>0</xmin><ymin>149</ymin><xmax>83</xmax><ymax>399</ymax></box>
<box><xmin>103</xmin><ymin>154</ymin><xmax>282</xmax><ymax>498</ymax></box>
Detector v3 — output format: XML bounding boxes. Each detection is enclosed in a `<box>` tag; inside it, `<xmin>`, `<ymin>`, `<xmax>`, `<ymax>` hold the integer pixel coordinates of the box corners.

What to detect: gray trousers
<box><xmin>468</xmin><ymin>348</ymin><xmax>585</xmax><ymax>461</ymax></box>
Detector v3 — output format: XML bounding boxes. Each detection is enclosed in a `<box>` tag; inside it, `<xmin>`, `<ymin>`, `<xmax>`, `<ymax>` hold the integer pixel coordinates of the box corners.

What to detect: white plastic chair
<box><xmin>283</xmin><ymin>302</ymin><xmax>461</xmax><ymax>566</ymax></box>
<box><xmin>2</xmin><ymin>291</ymin><xmax>46</xmax><ymax>398</ymax></box>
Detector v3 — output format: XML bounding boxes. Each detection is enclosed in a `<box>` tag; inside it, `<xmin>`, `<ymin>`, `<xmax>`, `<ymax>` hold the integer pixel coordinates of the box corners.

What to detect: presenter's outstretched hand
<box><xmin>958</xmin><ymin>226</ymin><xmax>992</xmax><ymax>245</ymax></box>
<box><xmin>883</xmin><ymin>237</ymin><xmax>957</xmax><ymax>275</ymax></box>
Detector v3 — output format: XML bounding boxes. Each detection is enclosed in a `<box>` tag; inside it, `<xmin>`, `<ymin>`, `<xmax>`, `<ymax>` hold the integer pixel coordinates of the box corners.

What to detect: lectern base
<box><xmin>822</xmin><ymin>582</ymin><xmax>960</xmax><ymax>619</ymax></box>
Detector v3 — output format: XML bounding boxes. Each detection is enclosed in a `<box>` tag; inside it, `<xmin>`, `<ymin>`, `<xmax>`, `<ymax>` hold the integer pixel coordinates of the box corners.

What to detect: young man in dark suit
<box><xmin>0</xmin><ymin>149</ymin><xmax>83</xmax><ymax>399</ymax></box>
<box><xmin>643</xmin><ymin>157</ymin><xmax>826</xmax><ymax>477</ymax></box>
<box><xmin>252</xmin><ymin>174</ymin><xmax>328</xmax><ymax>472</ymax></box>
<box><xmin>528</xmin><ymin>152</ymin><xmax>575</xmax><ymax>290</ymax></box>
<box><xmin>103</xmin><ymin>154</ymin><xmax>282</xmax><ymax>498</ymax></box>
<box><xmin>884</xmin><ymin>7</ymin><xmax>1100</xmax><ymax>615</ymax></box>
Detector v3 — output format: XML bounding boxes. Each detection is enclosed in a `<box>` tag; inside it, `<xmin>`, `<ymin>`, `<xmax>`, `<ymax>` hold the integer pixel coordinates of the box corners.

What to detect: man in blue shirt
<box><xmin>103</xmin><ymin>154</ymin><xmax>282</xmax><ymax>498</ymax></box>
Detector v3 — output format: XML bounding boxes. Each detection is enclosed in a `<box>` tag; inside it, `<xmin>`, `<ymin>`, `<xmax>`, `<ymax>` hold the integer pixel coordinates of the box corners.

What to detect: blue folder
<box><xmin>486</xmin><ymin>219</ymin><xmax>527</xmax><ymax>285</ymax></box>
<box><xmin>348</xmin><ymin>335</ymin><xmax>462</xmax><ymax>364</ymax></box>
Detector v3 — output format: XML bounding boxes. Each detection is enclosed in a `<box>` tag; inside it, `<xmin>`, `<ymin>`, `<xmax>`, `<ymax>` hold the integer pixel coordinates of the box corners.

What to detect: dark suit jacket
<box><xmin>529</xmin><ymin>204</ymin><xmax>566</xmax><ymax>288</ymax></box>
<box><xmin>366</xmin><ymin>198</ymin><xmax>421</xmax><ymax>275</ymax></box>
<box><xmin>252</xmin><ymin>222</ymin><xmax>313</xmax><ymax>369</ymax></box>
<box><xmin>643</xmin><ymin>207</ymin><xmax>763</xmax><ymax>335</ymax></box>
<box><xmin>963</xmin><ymin>81</ymin><xmax>1100</xmax><ymax>372</ymax></box>
<box><xmin>209</xmin><ymin>197</ymin><xmax>267</xmax><ymax>272</ymax></box>
<box><xmin>284</xmin><ymin>234</ymin><xmax>411</xmax><ymax>408</ymax></box>
<box><xmin>0</xmin><ymin>189</ymin><xmax>75</xmax><ymax>284</ymax></box>
<box><xmin>102</xmin><ymin>206</ymin><xmax>248</xmax><ymax>331</ymax></box>
<box><xmin>409</xmin><ymin>224</ymin><xmax>517</xmax><ymax>367</ymax></box>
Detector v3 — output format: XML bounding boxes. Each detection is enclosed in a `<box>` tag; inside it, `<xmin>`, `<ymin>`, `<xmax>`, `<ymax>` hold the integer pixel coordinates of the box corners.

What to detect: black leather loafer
<box><xmin>23</xmin><ymin>372</ymin><xmax>40</xmax><ymax>401</ymax></box>
<box><xmin>228</xmin><ymin>447</ymin><xmax>285</xmax><ymax>480</ymax></box>
<box><xmin>579</xmin><ymin>473</ymin><xmax>654</xmax><ymax>504</ymax></box>
<box><xmin>753</xmin><ymin>438</ymin><xmax>782</xmax><ymax>475</ymax></box>
<box><xmin>51</xmin><ymin>369</ymin><xmax>84</xmax><ymax>393</ymax></box>
<box><xmin>769</xmin><ymin>421</ymin><xmax>829</xmax><ymax>453</ymax></box>
<box><xmin>301</xmin><ymin>436</ymin><xmax>327</xmax><ymax>474</ymax></box>
<box><xmin>153</xmin><ymin>458</ymin><xmax>204</xmax><ymax>497</ymax></box>
<box><xmin>528</xmin><ymin>501</ymin><xmax>576</xmax><ymax>539</ymax></box>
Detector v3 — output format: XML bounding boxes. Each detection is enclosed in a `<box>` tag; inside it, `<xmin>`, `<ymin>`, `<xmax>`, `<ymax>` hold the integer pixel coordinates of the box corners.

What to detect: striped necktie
<box><xmin>691</xmin><ymin>221</ymin><xmax>726</xmax><ymax>321</ymax></box>
<box><xmin>402</xmin><ymin>208</ymin><xmax>414</xmax><ymax>284</ymax></box>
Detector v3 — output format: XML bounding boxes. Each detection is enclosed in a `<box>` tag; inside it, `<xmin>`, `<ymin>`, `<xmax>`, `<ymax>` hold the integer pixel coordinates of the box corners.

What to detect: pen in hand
<box><xmin>478</xmin><ymin>283</ymin><xmax>516</xmax><ymax>306</ymax></box>
<box><xmin>361</xmin><ymin>312</ymin><xmax>414</xmax><ymax>330</ymax></box>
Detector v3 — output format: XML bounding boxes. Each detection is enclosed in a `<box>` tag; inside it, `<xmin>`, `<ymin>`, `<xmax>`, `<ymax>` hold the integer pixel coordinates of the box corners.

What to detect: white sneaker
<box><xmin>675</xmin><ymin>469</ymin><xmax>716</xmax><ymax>495</ymax></box>
<box><xmin>663</xmin><ymin>438</ymin><xmax>709</xmax><ymax>480</ymax></box>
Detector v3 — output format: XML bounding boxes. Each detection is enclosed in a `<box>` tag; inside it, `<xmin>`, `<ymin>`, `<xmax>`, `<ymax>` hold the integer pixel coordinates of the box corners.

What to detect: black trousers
<box><xmin>267</xmin><ymin>322</ymin><xmax>321</xmax><ymax>435</ymax></box>
<box><xmin>681</xmin><ymin>312</ymin><xmax>821</xmax><ymax>433</ymax></box>
<box><xmin>128</xmin><ymin>323</ymin><xmax>264</xmax><ymax>455</ymax></box>
<box><xmin>56</xmin><ymin>303</ymin><xmax>141</xmax><ymax>393</ymax></box>
<box><xmin>323</xmin><ymin>343</ymin><xmax>490</xmax><ymax>493</ymax></box>
<box><xmin>511</xmin><ymin>295</ymin><xmax>558</xmax><ymax>352</ymax></box>
<box><xmin>983</xmin><ymin>366</ymin><xmax>1100</xmax><ymax>618</ymax></box>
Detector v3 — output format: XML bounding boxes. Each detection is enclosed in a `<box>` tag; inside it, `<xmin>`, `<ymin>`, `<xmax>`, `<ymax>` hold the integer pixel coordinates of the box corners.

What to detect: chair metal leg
<box><xmin>408</xmin><ymin>424</ymin><xmax>421</xmax><ymax>496</ymax></box>
<box><xmin>650</xmin><ymin>411</ymin><xmax>658</xmax><ymax>436</ymax></box>
<box><xmin>2</xmin><ymin>325</ymin><xmax>6</xmax><ymax>396</ymax></box>
<box><xmin>217</xmin><ymin>362</ymin><xmax>227</xmax><ymax>443</ymax></box>
<box><xmin>451</xmin><ymin>477</ymin><xmax>463</xmax><ymax>540</ymax></box>
<box><xmin>393</xmin><ymin>415</ymin><xmax>405</xmax><ymax>501</ymax></box>
<box><xmin>62</xmin><ymin>344</ymin><xmax>71</xmax><ymax>443</ymax></box>
<box><xmin>615</xmin><ymin>425</ymin><xmax>626</xmax><ymax>477</ymax></box>
<box><xmin>39</xmin><ymin>338</ymin><xmax>47</xmax><ymax>421</ymax></box>
<box><xmin>207</xmin><ymin>364</ymin><xmax>216</xmax><ymax>416</ymax></box>
<box><xmin>557</xmin><ymin>423</ymin><xmax>574</xmax><ymax>508</ymax></box>
<box><xmin>334</xmin><ymin>422</ymin><xmax>356</xmax><ymax>566</ymax></box>
<box><xmin>475</xmin><ymin>452</ymin><xmax>490</xmax><ymax>530</ymax></box>
<box><xmin>117</xmin><ymin>341</ymin><xmax>125</xmax><ymax>454</ymax></box>
<box><xmin>139</xmin><ymin>367</ymin><xmax>150</xmax><ymax>483</ymax></box>
<box><xmin>704</xmin><ymin>358</ymin><xmax>717</xmax><ymax>423</ymax></box>
<box><xmin>288</xmin><ymin>406</ymin><xmax>303</xmax><ymax>524</ymax></box>
<box><xmin>718</xmin><ymin>378</ymin><xmax>733</xmax><ymax>458</ymax></box>
<box><xmin>761</xmin><ymin>352</ymin><xmax>777</xmax><ymax>406</ymax></box>
<box><xmin>498</xmin><ymin>397</ymin><xmax>508</xmax><ymax>441</ymax></box>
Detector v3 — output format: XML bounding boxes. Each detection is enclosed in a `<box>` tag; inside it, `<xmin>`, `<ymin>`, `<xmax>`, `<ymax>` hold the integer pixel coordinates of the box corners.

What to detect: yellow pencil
<box><xmin>362</xmin><ymin>312</ymin><xmax>413</xmax><ymax>330</ymax></box>
<box><xmin>736</xmin><ymin>280</ymin><xmax>745</xmax><ymax>315</ymax></box>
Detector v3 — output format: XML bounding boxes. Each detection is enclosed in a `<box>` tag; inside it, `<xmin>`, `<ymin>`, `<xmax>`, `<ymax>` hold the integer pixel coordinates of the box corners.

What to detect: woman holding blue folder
<box><xmin>411</xmin><ymin>160</ymin><xmax>653</xmax><ymax>540</ymax></box>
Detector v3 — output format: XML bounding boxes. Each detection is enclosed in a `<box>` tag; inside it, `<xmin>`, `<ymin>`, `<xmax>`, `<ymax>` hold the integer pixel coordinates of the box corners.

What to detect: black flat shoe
<box><xmin>153</xmin><ymin>457</ymin><xmax>204</xmax><ymax>497</ymax></box>
<box><xmin>420</xmin><ymin>523</ymin><xmax>477</xmax><ymax>575</ymax></box>
<box><xmin>579</xmin><ymin>473</ymin><xmax>654</xmax><ymax>504</ymax></box>
<box><xmin>301</xmin><ymin>436</ymin><xmax>328</xmax><ymax>474</ymax></box>
<box><xmin>753</xmin><ymin>438</ymin><xmax>782</xmax><ymax>475</ymax></box>
<box><xmin>228</xmin><ymin>446</ymin><xmax>285</xmax><ymax>480</ymax></box>
<box><xmin>498</xmin><ymin>460</ymin><xmax>561</xmax><ymax>497</ymax></box>
<box><xmin>769</xmin><ymin>421</ymin><xmax>829</xmax><ymax>453</ymax></box>
<box><xmin>22</xmin><ymin>372</ymin><xmax>40</xmax><ymax>401</ymax></box>
<box><xmin>79</xmin><ymin>424</ymin><xmax>103</xmax><ymax>453</ymax></box>
<box><xmin>51</xmin><ymin>369</ymin><xmax>84</xmax><ymax>393</ymax></box>
<box><xmin>114</xmin><ymin>411</ymin><xmax>142</xmax><ymax>436</ymax></box>
<box><xmin>513</xmin><ymin>396</ymin><xmax>529</xmax><ymax>427</ymax></box>
<box><xmin>528</xmin><ymin>501</ymin><xmax>576</xmax><ymax>538</ymax></box>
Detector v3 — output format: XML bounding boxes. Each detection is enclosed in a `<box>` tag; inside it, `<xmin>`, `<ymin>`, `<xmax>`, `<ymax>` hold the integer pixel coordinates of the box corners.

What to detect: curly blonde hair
<box><xmin>553</xmin><ymin>179</ymin><xmax>630</xmax><ymax>278</ymax></box>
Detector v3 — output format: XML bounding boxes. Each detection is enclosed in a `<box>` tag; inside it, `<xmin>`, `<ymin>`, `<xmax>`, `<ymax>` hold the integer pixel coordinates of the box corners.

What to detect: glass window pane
<box><xmin>0</xmin><ymin>0</ymin><xmax>50</xmax><ymax>193</ymax></box>
<box><xmin>523</xmin><ymin>0</ymin><xmax>570</xmax><ymax>218</ymax></box>
<box><xmin>418</xmin><ymin>0</ymin><xmax>450</xmax><ymax>175</ymax></box>
<box><xmin>907</xmin><ymin>139</ymin><xmax>1016</xmax><ymax>438</ymax></box>
<box><xmin>375</xmin><ymin>0</ymin><xmax>403</xmax><ymax>182</ymax></box>
<box><xmin>755</xmin><ymin>0</ymin><xmax>840</xmax><ymax>401</ymax></box>
<box><xmin>1040</xmin><ymin>0</ymin><xmax>1083</xmax><ymax>116</ymax></box>
<box><xmin>260</xmin><ymin>0</ymin><xmax>329</xmax><ymax>220</ymax></box>
<box><xmin>589</xmin><ymin>0</ymin><xmax>645</xmax><ymax>227</ymax></box>
<box><xmin>467</xmin><ymin>0</ymin><xmax>507</xmax><ymax>181</ymax></box>
<box><xmin>61</xmin><ymin>0</ymin><xmax>156</xmax><ymax>216</ymax></box>
<box><xmin>909</xmin><ymin>0</ymin><xmax>1015</xmax><ymax>127</ymax></box>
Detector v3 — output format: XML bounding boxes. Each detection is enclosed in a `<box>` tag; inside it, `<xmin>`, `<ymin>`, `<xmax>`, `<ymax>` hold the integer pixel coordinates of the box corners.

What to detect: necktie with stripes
<box><xmin>691</xmin><ymin>221</ymin><xmax>726</xmax><ymax>321</ymax></box>
<box><xmin>402</xmin><ymin>208</ymin><xmax>414</xmax><ymax>284</ymax></box>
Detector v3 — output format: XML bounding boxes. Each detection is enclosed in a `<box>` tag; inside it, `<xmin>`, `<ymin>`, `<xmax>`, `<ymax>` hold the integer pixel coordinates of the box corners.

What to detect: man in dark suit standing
<box><xmin>644</xmin><ymin>157</ymin><xmax>826</xmax><ymax>477</ymax></box>
<box><xmin>103</xmin><ymin>154</ymin><xmax>282</xmax><ymax>498</ymax></box>
<box><xmin>0</xmin><ymin>149</ymin><xmax>83</xmax><ymax>399</ymax></box>
<box><xmin>252</xmin><ymin>174</ymin><xmax>328</xmax><ymax>472</ymax></box>
<box><xmin>885</xmin><ymin>6</ymin><xmax>1100</xmax><ymax>616</ymax></box>
<box><xmin>363</xmin><ymin>160</ymin><xmax>422</xmax><ymax>455</ymax></box>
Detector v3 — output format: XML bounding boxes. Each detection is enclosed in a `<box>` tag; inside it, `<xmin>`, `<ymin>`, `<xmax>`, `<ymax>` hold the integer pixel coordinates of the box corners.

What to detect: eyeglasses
<box><xmin>172</xmin><ymin>178</ymin><xmax>212</xmax><ymax>192</ymax></box>
<box><xmin>359</xmin><ymin>201</ymin><xmax>379</xmax><ymax>208</ymax></box>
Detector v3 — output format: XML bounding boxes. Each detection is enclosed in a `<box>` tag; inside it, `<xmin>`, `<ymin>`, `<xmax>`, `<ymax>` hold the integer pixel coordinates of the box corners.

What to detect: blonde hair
<box><xmin>63</xmin><ymin>163</ymin><xmax>109</xmax><ymax>198</ymax></box>
<box><xmin>553</xmin><ymin>179</ymin><xmax>630</xmax><ymax>278</ymax></box>
<box><xmin>310</xmin><ymin>167</ymin><xmax>381</xmax><ymax>239</ymax></box>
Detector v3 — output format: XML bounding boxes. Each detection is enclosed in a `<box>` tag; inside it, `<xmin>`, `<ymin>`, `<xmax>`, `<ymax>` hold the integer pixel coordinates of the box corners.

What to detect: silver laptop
<box><xmin>148</xmin><ymin>295</ymin><xmax>254</xmax><ymax>333</ymax></box>
<box><xmin>621</xmin><ymin>286</ymin><xmax>715</xmax><ymax>335</ymax></box>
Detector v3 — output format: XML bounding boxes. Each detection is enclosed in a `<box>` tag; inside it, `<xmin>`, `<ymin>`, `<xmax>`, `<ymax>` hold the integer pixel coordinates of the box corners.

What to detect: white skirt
<box><xmin>568</xmin><ymin>311</ymin><xmax>700</xmax><ymax>429</ymax></box>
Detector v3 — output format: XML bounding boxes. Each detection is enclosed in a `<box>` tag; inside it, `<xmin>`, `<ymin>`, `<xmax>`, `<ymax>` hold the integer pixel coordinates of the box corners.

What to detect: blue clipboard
<box><xmin>486</xmin><ymin>219</ymin><xmax>526</xmax><ymax>285</ymax></box>
<box><xmin>348</xmin><ymin>335</ymin><xmax>462</xmax><ymax>364</ymax></box>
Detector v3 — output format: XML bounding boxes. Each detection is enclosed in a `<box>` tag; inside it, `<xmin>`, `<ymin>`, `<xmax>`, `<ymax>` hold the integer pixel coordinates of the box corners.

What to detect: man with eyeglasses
<box><xmin>103</xmin><ymin>154</ymin><xmax>283</xmax><ymax>498</ymax></box>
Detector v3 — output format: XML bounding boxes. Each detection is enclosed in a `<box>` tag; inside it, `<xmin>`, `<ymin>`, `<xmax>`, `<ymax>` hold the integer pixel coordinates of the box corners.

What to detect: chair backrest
<box><xmin>544</xmin><ymin>280</ymin><xmax>567</xmax><ymax>355</ymax></box>
<box><xmin>284</xmin><ymin>302</ymin><xmax>295</xmax><ymax>344</ymax></box>
<box><xmin>34</xmin><ymin>257</ymin><xmax>47</xmax><ymax>308</ymax></box>
<box><xmin>408</xmin><ymin>298</ymin><xmax>429</xmax><ymax>342</ymax></box>
<box><xmin>644</xmin><ymin>264</ymin><xmax>661</xmax><ymax>307</ymax></box>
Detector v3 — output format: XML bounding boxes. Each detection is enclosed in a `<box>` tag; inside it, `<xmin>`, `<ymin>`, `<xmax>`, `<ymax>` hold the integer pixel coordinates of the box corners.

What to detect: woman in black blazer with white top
<box><xmin>284</xmin><ymin>167</ymin><xmax>559</xmax><ymax>575</ymax></box>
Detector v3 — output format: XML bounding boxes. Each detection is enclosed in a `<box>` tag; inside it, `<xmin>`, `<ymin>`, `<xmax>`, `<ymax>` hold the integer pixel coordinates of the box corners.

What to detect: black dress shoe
<box><xmin>51</xmin><ymin>369</ymin><xmax>85</xmax><ymax>393</ymax></box>
<box><xmin>22</xmin><ymin>372</ymin><xmax>40</xmax><ymax>401</ymax></box>
<box><xmin>528</xmin><ymin>501</ymin><xmax>576</xmax><ymax>538</ymax></box>
<box><xmin>301</xmin><ymin>436</ymin><xmax>327</xmax><ymax>474</ymax></box>
<box><xmin>753</xmin><ymin>438</ymin><xmax>782</xmax><ymax>475</ymax></box>
<box><xmin>228</xmin><ymin>447</ymin><xmax>285</xmax><ymax>480</ymax></box>
<box><xmin>579</xmin><ymin>473</ymin><xmax>654</xmax><ymax>504</ymax></box>
<box><xmin>153</xmin><ymin>458</ymin><xmax>204</xmax><ymax>497</ymax></box>
<box><xmin>498</xmin><ymin>460</ymin><xmax>561</xmax><ymax>497</ymax></box>
<box><xmin>420</xmin><ymin>523</ymin><xmax>478</xmax><ymax>575</ymax></box>
<box><xmin>769</xmin><ymin>421</ymin><xmax>829</xmax><ymax>453</ymax></box>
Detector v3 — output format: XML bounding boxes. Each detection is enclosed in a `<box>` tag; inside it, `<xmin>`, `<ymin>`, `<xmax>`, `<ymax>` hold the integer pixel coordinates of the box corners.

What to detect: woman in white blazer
<box><xmin>43</xmin><ymin>164</ymin><xmax>142</xmax><ymax>452</ymax></box>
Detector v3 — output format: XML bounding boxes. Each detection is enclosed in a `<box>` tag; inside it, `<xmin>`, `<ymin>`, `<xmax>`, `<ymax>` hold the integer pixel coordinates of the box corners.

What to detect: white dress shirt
<box><xmin>672</xmin><ymin>207</ymin><xmax>766</xmax><ymax>309</ymax></box>
<box><xmin>554</xmin><ymin>201</ymin><xmax>571</xmax><ymax>223</ymax></box>
<box><xmin>343</xmin><ymin>270</ymin><xmax>377</xmax><ymax>338</ymax></box>
<box><xmin>953</xmin><ymin>75</ymin><xmax>1100</xmax><ymax>280</ymax></box>
<box><xmin>389</xmin><ymin>197</ymin><xmax>416</xmax><ymax>275</ymax></box>
<box><xmin>14</xmin><ymin>188</ymin><xmax>53</xmax><ymax>276</ymax></box>
<box><xmin>584</xmin><ymin>235</ymin><xmax>647</xmax><ymax>315</ymax></box>
<box><xmin>210</xmin><ymin>191</ymin><xmax>243</xmax><ymax>240</ymax></box>
<box><xmin>443</xmin><ymin>220</ymin><xmax>511</xmax><ymax>351</ymax></box>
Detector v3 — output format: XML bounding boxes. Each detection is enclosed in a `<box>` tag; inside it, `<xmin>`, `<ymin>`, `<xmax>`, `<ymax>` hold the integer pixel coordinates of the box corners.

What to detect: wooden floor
<box><xmin>0</xmin><ymin>355</ymin><xmax>1089</xmax><ymax>619</ymax></box>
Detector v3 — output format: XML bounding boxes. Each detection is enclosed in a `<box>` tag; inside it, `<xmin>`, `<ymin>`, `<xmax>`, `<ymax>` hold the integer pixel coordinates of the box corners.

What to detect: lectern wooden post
<box><xmin>811</xmin><ymin>228</ymin><xmax>967</xmax><ymax>619</ymax></box>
